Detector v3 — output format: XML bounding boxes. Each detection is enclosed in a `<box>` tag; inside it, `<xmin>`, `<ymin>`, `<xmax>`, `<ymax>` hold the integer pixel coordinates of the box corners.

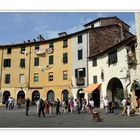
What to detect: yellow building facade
<box><xmin>0</xmin><ymin>35</ymin><xmax>73</xmax><ymax>105</ymax></box>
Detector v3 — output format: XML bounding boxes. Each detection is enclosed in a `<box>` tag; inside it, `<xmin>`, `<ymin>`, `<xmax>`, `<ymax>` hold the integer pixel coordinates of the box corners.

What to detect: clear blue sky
<box><xmin>0</xmin><ymin>12</ymin><xmax>135</xmax><ymax>45</ymax></box>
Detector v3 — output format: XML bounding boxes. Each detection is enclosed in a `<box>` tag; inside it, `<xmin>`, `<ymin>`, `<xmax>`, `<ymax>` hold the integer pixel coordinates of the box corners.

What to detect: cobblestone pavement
<box><xmin>0</xmin><ymin>106</ymin><xmax>140</xmax><ymax>128</ymax></box>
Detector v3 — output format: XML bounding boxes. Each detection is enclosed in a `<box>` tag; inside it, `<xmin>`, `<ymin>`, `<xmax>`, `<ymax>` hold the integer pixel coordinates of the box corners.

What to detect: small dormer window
<box><xmin>7</xmin><ymin>48</ymin><xmax>12</xmax><ymax>54</ymax></box>
<box><xmin>35</xmin><ymin>44</ymin><xmax>40</xmax><ymax>51</ymax></box>
<box><xmin>78</xmin><ymin>35</ymin><xmax>82</xmax><ymax>44</ymax></box>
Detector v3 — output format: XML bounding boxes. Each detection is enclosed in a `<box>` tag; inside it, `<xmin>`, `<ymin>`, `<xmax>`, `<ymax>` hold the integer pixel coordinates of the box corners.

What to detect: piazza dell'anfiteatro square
<box><xmin>0</xmin><ymin>12</ymin><xmax>140</xmax><ymax>128</ymax></box>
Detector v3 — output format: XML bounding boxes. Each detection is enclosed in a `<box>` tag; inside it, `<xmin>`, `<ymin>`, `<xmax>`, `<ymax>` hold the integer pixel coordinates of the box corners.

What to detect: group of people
<box><xmin>61</xmin><ymin>98</ymin><xmax>88</xmax><ymax>114</ymax></box>
<box><xmin>103</xmin><ymin>96</ymin><xmax>140</xmax><ymax>116</ymax></box>
<box><xmin>5</xmin><ymin>97</ymin><xmax>15</xmax><ymax>110</ymax></box>
<box><xmin>25</xmin><ymin>97</ymin><xmax>97</xmax><ymax>118</ymax></box>
<box><xmin>103</xmin><ymin>97</ymin><xmax>116</xmax><ymax>115</ymax></box>
<box><xmin>25</xmin><ymin>98</ymin><xmax>62</xmax><ymax>117</ymax></box>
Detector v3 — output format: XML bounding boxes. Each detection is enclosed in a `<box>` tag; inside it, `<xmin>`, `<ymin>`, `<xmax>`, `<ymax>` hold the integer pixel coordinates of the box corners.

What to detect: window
<box><xmin>63</xmin><ymin>70</ymin><xmax>68</xmax><ymax>80</ymax></box>
<box><xmin>78</xmin><ymin>50</ymin><xmax>83</xmax><ymax>60</ymax></box>
<box><xmin>34</xmin><ymin>73</ymin><xmax>39</xmax><ymax>82</ymax></box>
<box><xmin>5</xmin><ymin>74</ymin><xmax>10</xmax><ymax>84</ymax></box>
<box><xmin>48</xmin><ymin>72</ymin><xmax>53</xmax><ymax>81</ymax></box>
<box><xmin>92</xmin><ymin>58</ymin><xmax>97</xmax><ymax>67</ymax></box>
<box><xmin>63</xmin><ymin>53</ymin><xmax>68</xmax><ymax>64</ymax></box>
<box><xmin>108</xmin><ymin>50</ymin><xmax>118</xmax><ymax>65</ymax></box>
<box><xmin>34</xmin><ymin>57</ymin><xmax>39</xmax><ymax>66</ymax></box>
<box><xmin>63</xmin><ymin>39</ymin><xmax>68</xmax><ymax>48</ymax></box>
<box><xmin>75</xmin><ymin>68</ymin><xmax>86</xmax><ymax>78</ymax></box>
<box><xmin>49</xmin><ymin>55</ymin><xmax>53</xmax><ymax>65</ymax></box>
<box><xmin>21</xmin><ymin>47</ymin><xmax>26</xmax><ymax>54</ymax></box>
<box><xmin>35</xmin><ymin>44</ymin><xmax>40</xmax><ymax>51</ymax></box>
<box><xmin>7</xmin><ymin>48</ymin><xmax>12</xmax><ymax>54</ymax></box>
<box><xmin>19</xmin><ymin>74</ymin><xmax>24</xmax><ymax>83</ymax></box>
<box><xmin>3</xmin><ymin>59</ymin><xmax>11</xmax><ymax>68</ymax></box>
<box><xmin>78</xmin><ymin>35</ymin><xmax>82</xmax><ymax>44</ymax></box>
<box><xmin>20</xmin><ymin>59</ymin><xmax>25</xmax><ymax>68</ymax></box>
<box><xmin>49</xmin><ymin>43</ymin><xmax>54</xmax><ymax>52</ymax></box>
<box><xmin>93</xmin><ymin>75</ymin><xmax>97</xmax><ymax>84</ymax></box>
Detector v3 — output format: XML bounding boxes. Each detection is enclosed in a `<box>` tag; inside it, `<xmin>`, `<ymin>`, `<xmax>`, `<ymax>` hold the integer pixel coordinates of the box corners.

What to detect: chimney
<box><xmin>58</xmin><ymin>32</ymin><xmax>67</xmax><ymax>37</ymax></box>
<box><xmin>28</xmin><ymin>40</ymin><xmax>30</xmax><ymax>43</ymax></box>
<box><xmin>33</xmin><ymin>39</ymin><xmax>36</xmax><ymax>42</ymax></box>
<box><xmin>38</xmin><ymin>34</ymin><xmax>45</xmax><ymax>41</ymax></box>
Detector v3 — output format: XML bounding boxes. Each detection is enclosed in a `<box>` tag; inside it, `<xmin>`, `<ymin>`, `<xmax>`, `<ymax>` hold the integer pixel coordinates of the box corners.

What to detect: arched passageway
<box><xmin>32</xmin><ymin>90</ymin><xmax>40</xmax><ymax>104</ymax></box>
<box><xmin>107</xmin><ymin>77</ymin><xmax>124</xmax><ymax>102</ymax></box>
<box><xmin>2</xmin><ymin>91</ymin><xmax>11</xmax><ymax>104</ymax></box>
<box><xmin>62</xmin><ymin>90</ymin><xmax>69</xmax><ymax>101</ymax></box>
<box><xmin>47</xmin><ymin>90</ymin><xmax>55</xmax><ymax>102</ymax></box>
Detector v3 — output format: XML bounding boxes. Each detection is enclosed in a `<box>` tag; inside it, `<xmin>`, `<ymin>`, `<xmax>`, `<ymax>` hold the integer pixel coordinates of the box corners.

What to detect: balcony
<box><xmin>127</xmin><ymin>52</ymin><xmax>137</xmax><ymax>66</ymax></box>
<box><xmin>76</xmin><ymin>77</ymin><xmax>85</xmax><ymax>86</ymax></box>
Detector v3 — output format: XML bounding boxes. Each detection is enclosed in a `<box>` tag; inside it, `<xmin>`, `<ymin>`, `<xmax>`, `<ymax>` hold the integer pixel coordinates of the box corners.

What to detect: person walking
<box><xmin>89</xmin><ymin>98</ymin><xmax>94</xmax><ymax>113</ymax></box>
<box><xmin>126</xmin><ymin>98</ymin><xmax>131</xmax><ymax>116</ymax></box>
<box><xmin>103</xmin><ymin>97</ymin><xmax>109</xmax><ymax>114</ymax></box>
<box><xmin>5</xmin><ymin>100</ymin><xmax>9</xmax><ymax>110</ymax></box>
<box><xmin>61</xmin><ymin>101</ymin><xmax>66</xmax><ymax>113</ymax></box>
<box><xmin>77</xmin><ymin>98</ymin><xmax>81</xmax><ymax>114</ymax></box>
<box><xmin>45</xmin><ymin>100</ymin><xmax>49</xmax><ymax>114</ymax></box>
<box><xmin>48</xmin><ymin>99</ymin><xmax>53</xmax><ymax>115</ymax></box>
<box><xmin>11</xmin><ymin>98</ymin><xmax>15</xmax><ymax>110</ymax></box>
<box><xmin>38</xmin><ymin>98</ymin><xmax>45</xmax><ymax>118</ymax></box>
<box><xmin>109</xmin><ymin>101</ymin><xmax>114</xmax><ymax>114</ymax></box>
<box><xmin>121</xmin><ymin>97</ymin><xmax>127</xmax><ymax>115</ymax></box>
<box><xmin>8</xmin><ymin>97</ymin><xmax>13</xmax><ymax>110</ymax></box>
<box><xmin>36</xmin><ymin>99</ymin><xmax>40</xmax><ymax>114</ymax></box>
<box><xmin>55</xmin><ymin>98</ymin><xmax>61</xmax><ymax>115</ymax></box>
<box><xmin>70</xmin><ymin>98</ymin><xmax>74</xmax><ymax>113</ymax></box>
<box><xmin>74</xmin><ymin>99</ymin><xmax>77</xmax><ymax>113</ymax></box>
<box><xmin>25</xmin><ymin>98</ymin><xmax>30</xmax><ymax>116</ymax></box>
<box><xmin>137</xmin><ymin>96</ymin><xmax>140</xmax><ymax>113</ymax></box>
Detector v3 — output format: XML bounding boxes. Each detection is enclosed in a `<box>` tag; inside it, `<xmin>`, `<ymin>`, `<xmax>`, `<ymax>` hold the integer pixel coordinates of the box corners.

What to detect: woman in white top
<box><xmin>36</xmin><ymin>99</ymin><xmax>40</xmax><ymax>114</ymax></box>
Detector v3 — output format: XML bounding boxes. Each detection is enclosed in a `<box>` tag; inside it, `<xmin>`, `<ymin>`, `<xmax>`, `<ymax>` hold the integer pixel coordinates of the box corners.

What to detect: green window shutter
<box><xmin>75</xmin><ymin>69</ymin><xmax>78</xmax><ymax>78</ymax></box>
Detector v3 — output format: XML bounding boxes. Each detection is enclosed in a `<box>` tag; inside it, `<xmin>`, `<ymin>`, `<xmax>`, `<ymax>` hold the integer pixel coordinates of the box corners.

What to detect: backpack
<box><xmin>40</xmin><ymin>101</ymin><xmax>45</xmax><ymax>108</ymax></box>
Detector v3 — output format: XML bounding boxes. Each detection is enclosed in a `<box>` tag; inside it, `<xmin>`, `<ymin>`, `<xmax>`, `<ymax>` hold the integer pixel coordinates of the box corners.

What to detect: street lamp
<box><xmin>120</xmin><ymin>67</ymin><xmax>129</xmax><ymax>78</ymax></box>
<box><xmin>120</xmin><ymin>67</ymin><xmax>131</xmax><ymax>97</ymax></box>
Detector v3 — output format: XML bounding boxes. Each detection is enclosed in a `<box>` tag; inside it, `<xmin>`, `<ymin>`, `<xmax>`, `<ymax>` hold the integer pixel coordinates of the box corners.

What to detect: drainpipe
<box><xmin>86</xmin><ymin>31</ymin><xmax>89</xmax><ymax>103</ymax></box>
<box><xmin>0</xmin><ymin>47</ymin><xmax>4</xmax><ymax>91</ymax></box>
<box><xmin>86</xmin><ymin>31</ymin><xmax>89</xmax><ymax>86</ymax></box>
<box><xmin>126</xmin><ymin>68</ymin><xmax>131</xmax><ymax>97</ymax></box>
<box><xmin>28</xmin><ymin>45</ymin><xmax>32</xmax><ymax>90</ymax></box>
<box><xmin>0</xmin><ymin>47</ymin><xmax>4</xmax><ymax>103</ymax></box>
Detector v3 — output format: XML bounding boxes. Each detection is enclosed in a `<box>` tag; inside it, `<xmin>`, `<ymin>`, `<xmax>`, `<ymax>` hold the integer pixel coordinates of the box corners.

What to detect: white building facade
<box><xmin>71</xmin><ymin>31</ymin><xmax>89</xmax><ymax>101</ymax></box>
<box><xmin>88</xmin><ymin>37</ymin><xmax>136</xmax><ymax>108</ymax></box>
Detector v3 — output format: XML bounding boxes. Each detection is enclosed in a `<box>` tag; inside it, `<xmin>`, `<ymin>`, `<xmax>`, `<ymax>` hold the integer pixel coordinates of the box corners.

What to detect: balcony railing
<box><xmin>76</xmin><ymin>77</ymin><xmax>85</xmax><ymax>86</ymax></box>
<box><xmin>127</xmin><ymin>52</ymin><xmax>137</xmax><ymax>65</ymax></box>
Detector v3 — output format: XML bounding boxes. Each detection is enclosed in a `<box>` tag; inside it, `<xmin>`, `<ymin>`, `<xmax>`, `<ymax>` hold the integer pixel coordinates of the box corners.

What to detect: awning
<box><xmin>83</xmin><ymin>83</ymin><xmax>101</xmax><ymax>93</ymax></box>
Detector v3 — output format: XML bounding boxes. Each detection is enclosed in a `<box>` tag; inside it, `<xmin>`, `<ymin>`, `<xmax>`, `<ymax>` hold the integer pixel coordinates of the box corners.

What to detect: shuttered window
<box><xmin>49</xmin><ymin>55</ymin><xmax>53</xmax><ymax>65</ymax></box>
<box><xmin>63</xmin><ymin>53</ymin><xmax>68</xmax><ymax>64</ymax></box>
<box><xmin>108</xmin><ymin>50</ymin><xmax>118</xmax><ymax>65</ymax></box>
<box><xmin>34</xmin><ymin>57</ymin><xmax>39</xmax><ymax>66</ymax></box>
<box><xmin>3</xmin><ymin>59</ymin><xmax>11</xmax><ymax>68</ymax></box>
<box><xmin>5</xmin><ymin>74</ymin><xmax>10</xmax><ymax>84</ymax></box>
<box><xmin>20</xmin><ymin>59</ymin><xmax>25</xmax><ymax>68</ymax></box>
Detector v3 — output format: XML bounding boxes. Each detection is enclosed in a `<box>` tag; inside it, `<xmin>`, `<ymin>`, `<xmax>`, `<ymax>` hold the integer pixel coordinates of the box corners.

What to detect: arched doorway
<box><xmin>2</xmin><ymin>91</ymin><xmax>10</xmax><ymax>104</ymax></box>
<box><xmin>47</xmin><ymin>90</ymin><xmax>55</xmax><ymax>102</ymax></box>
<box><xmin>17</xmin><ymin>90</ymin><xmax>25</xmax><ymax>104</ymax></box>
<box><xmin>77</xmin><ymin>89</ymin><xmax>85</xmax><ymax>108</ymax></box>
<box><xmin>62</xmin><ymin>90</ymin><xmax>69</xmax><ymax>101</ymax></box>
<box><xmin>32</xmin><ymin>90</ymin><xmax>40</xmax><ymax>105</ymax></box>
<box><xmin>77</xmin><ymin>89</ymin><xmax>85</xmax><ymax>99</ymax></box>
<box><xmin>131</xmin><ymin>80</ymin><xmax>140</xmax><ymax>97</ymax></box>
<box><xmin>92</xmin><ymin>89</ymin><xmax>100</xmax><ymax>107</ymax></box>
<box><xmin>107</xmin><ymin>77</ymin><xmax>124</xmax><ymax>102</ymax></box>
